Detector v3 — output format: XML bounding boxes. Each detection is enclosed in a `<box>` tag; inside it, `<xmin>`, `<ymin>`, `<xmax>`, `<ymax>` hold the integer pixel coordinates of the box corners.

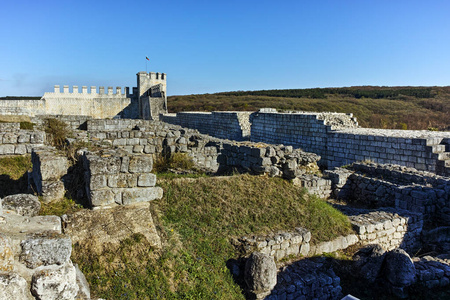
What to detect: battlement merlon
<box><xmin>49</xmin><ymin>85</ymin><xmax>131</xmax><ymax>96</ymax></box>
<box><xmin>137</xmin><ymin>71</ymin><xmax>167</xmax><ymax>97</ymax></box>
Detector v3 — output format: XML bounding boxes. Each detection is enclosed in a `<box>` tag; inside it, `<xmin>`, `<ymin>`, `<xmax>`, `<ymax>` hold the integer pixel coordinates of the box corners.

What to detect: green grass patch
<box><xmin>19</xmin><ymin>121</ymin><xmax>35</xmax><ymax>130</ymax></box>
<box><xmin>73</xmin><ymin>174</ymin><xmax>352</xmax><ymax>299</ymax></box>
<box><xmin>0</xmin><ymin>155</ymin><xmax>31</xmax><ymax>180</ymax></box>
<box><xmin>153</xmin><ymin>153</ymin><xmax>196</xmax><ymax>173</ymax></box>
<box><xmin>38</xmin><ymin>197</ymin><xmax>83</xmax><ymax>216</ymax></box>
<box><xmin>0</xmin><ymin>155</ymin><xmax>32</xmax><ymax>197</ymax></box>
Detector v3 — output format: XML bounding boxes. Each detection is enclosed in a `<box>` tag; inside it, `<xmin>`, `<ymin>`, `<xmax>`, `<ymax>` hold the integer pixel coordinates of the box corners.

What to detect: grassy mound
<box><xmin>73</xmin><ymin>175</ymin><xmax>352</xmax><ymax>299</ymax></box>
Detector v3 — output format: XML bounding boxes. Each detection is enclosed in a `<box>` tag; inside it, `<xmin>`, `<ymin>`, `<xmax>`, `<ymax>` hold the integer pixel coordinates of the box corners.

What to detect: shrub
<box><xmin>19</xmin><ymin>121</ymin><xmax>35</xmax><ymax>130</ymax></box>
<box><xmin>153</xmin><ymin>152</ymin><xmax>195</xmax><ymax>173</ymax></box>
<box><xmin>44</xmin><ymin>118</ymin><xmax>70</xmax><ymax>149</ymax></box>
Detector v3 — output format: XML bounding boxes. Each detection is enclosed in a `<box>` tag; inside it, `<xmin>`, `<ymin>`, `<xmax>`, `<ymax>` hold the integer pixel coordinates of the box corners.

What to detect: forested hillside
<box><xmin>168</xmin><ymin>86</ymin><xmax>450</xmax><ymax>130</ymax></box>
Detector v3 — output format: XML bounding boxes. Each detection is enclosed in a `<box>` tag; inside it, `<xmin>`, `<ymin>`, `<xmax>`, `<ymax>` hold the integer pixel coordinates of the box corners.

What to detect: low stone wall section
<box><xmin>0</xmin><ymin>129</ymin><xmax>45</xmax><ymax>155</ymax></box>
<box><xmin>326</xmin><ymin>128</ymin><xmax>450</xmax><ymax>175</ymax></box>
<box><xmin>161</xmin><ymin>111</ymin><xmax>252</xmax><ymax>141</ymax></box>
<box><xmin>267</xmin><ymin>258</ymin><xmax>343</xmax><ymax>300</ymax></box>
<box><xmin>414</xmin><ymin>256</ymin><xmax>450</xmax><ymax>289</ymax></box>
<box><xmin>32</xmin><ymin>115</ymin><xmax>93</xmax><ymax>130</ymax></box>
<box><xmin>326</xmin><ymin>162</ymin><xmax>450</xmax><ymax>224</ymax></box>
<box><xmin>237</xmin><ymin>207</ymin><xmax>422</xmax><ymax>262</ymax></box>
<box><xmin>84</xmin><ymin>120</ymin><xmax>321</xmax><ymax>180</ymax></box>
<box><xmin>80</xmin><ymin>149</ymin><xmax>163</xmax><ymax>208</ymax></box>
<box><xmin>339</xmin><ymin>206</ymin><xmax>423</xmax><ymax>252</ymax></box>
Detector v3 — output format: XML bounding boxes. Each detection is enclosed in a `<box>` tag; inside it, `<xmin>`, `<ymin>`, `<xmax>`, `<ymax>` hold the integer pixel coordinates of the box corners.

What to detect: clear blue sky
<box><xmin>1</xmin><ymin>0</ymin><xmax>449</xmax><ymax>96</ymax></box>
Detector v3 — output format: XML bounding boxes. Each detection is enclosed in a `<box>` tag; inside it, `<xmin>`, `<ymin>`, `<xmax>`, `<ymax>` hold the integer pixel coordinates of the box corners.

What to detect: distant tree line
<box><xmin>0</xmin><ymin>96</ymin><xmax>41</xmax><ymax>100</ymax></box>
<box><xmin>218</xmin><ymin>87</ymin><xmax>434</xmax><ymax>99</ymax></box>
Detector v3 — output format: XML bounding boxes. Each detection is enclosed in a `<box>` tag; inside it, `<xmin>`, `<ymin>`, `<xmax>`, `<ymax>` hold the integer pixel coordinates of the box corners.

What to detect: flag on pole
<box><xmin>146</xmin><ymin>56</ymin><xmax>149</xmax><ymax>61</ymax></box>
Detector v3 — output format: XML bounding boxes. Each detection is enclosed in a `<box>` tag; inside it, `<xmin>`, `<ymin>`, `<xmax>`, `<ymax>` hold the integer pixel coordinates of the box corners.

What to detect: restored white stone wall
<box><xmin>0</xmin><ymin>99</ymin><xmax>46</xmax><ymax>116</ymax></box>
<box><xmin>161</xmin><ymin>111</ymin><xmax>252</xmax><ymax>141</ymax></box>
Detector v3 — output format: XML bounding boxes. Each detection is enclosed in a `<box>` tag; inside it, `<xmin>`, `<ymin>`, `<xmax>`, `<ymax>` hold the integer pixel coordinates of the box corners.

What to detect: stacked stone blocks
<box><xmin>81</xmin><ymin>150</ymin><xmax>162</xmax><ymax>208</ymax></box>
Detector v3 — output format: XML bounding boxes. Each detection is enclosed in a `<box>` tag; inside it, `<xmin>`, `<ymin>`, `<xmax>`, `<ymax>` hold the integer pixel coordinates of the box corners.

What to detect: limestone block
<box><xmin>90</xmin><ymin>189</ymin><xmax>115</xmax><ymax>207</ymax></box>
<box><xmin>41</xmin><ymin>181</ymin><xmax>65</xmax><ymax>202</ymax></box>
<box><xmin>3</xmin><ymin>132</ymin><xmax>18</xmax><ymax>143</ymax></box>
<box><xmin>129</xmin><ymin>155</ymin><xmax>153</xmax><ymax>173</ymax></box>
<box><xmin>20</xmin><ymin>235</ymin><xmax>72</xmax><ymax>269</ymax></box>
<box><xmin>300</xmin><ymin>243</ymin><xmax>310</xmax><ymax>256</ymax></box>
<box><xmin>245</xmin><ymin>252</ymin><xmax>277</xmax><ymax>294</ymax></box>
<box><xmin>18</xmin><ymin>133</ymin><xmax>31</xmax><ymax>143</ymax></box>
<box><xmin>74</xmin><ymin>263</ymin><xmax>91</xmax><ymax>300</ymax></box>
<box><xmin>280</xmin><ymin>240</ymin><xmax>290</xmax><ymax>250</ymax></box>
<box><xmin>34</xmin><ymin>153</ymin><xmax>68</xmax><ymax>181</ymax></box>
<box><xmin>286</xmin><ymin>243</ymin><xmax>300</xmax><ymax>257</ymax></box>
<box><xmin>108</xmin><ymin>174</ymin><xmax>138</xmax><ymax>188</ymax></box>
<box><xmin>122</xmin><ymin>187</ymin><xmax>163</xmax><ymax>205</ymax></box>
<box><xmin>0</xmin><ymin>234</ymin><xmax>14</xmax><ymax>272</ymax></box>
<box><xmin>90</xmin><ymin>174</ymin><xmax>107</xmax><ymax>190</ymax></box>
<box><xmin>353</xmin><ymin>244</ymin><xmax>386</xmax><ymax>283</ymax></box>
<box><xmin>86</xmin><ymin>155</ymin><xmax>121</xmax><ymax>175</ymax></box>
<box><xmin>296</xmin><ymin>227</ymin><xmax>311</xmax><ymax>243</ymax></box>
<box><xmin>0</xmin><ymin>144</ymin><xmax>15</xmax><ymax>155</ymax></box>
<box><xmin>2</xmin><ymin>194</ymin><xmax>41</xmax><ymax>216</ymax></box>
<box><xmin>120</xmin><ymin>156</ymin><xmax>130</xmax><ymax>172</ymax></box>
<box><xmin>31</xmin><ymin>261</ymin><xmax>79</xmax><ymax>300</ymax></box>
<box><xmin>138</xmin><ymin>174</ymin><xmax>157</xmax><ymax>187</ymax></box>
<box><xmin>0</xmin><ymin>273</ymin><xmax>30</xmax><ymax>300</ymax></box>
<box><xmin>30</xmin><ymin>131</ymin><xmax>45</xmax><ymax>144</ymax></box>
<box><xmin>14</xmin><ymin>144</ymin><xmax>27</xmax><ymax>155</ymax></box>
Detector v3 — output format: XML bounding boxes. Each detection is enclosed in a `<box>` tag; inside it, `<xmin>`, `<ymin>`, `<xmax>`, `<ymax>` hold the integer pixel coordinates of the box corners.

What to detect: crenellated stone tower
<box><xmin>137</xmin><ymin>71</ymin><xmax>167</xmax><ymax>120</ymax></box>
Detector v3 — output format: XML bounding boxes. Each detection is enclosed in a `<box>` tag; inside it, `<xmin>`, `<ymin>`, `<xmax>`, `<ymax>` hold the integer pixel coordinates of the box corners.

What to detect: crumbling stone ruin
<box><xmin>1</xmin><ymin>71</ymin><xmax>450</xmax><ymax>299</ymax></box>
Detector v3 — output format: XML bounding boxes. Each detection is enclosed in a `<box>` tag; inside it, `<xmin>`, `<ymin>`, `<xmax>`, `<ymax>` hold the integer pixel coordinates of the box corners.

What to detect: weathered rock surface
<box><xmin>0</xmin><ymin>234</ymin><xmax>14</xmax><ymax>272</ymax></box>
<box><xmin>244</xmin><ymin>252</ymin><xmax>277</xmax><ymax>297</ymax></box>
<box><xmin>63</xmin><ymin>203</ymin><xmax>161</xmax><ymax>254</ymax></box>
<box><xmin>353</xmin><ymin>244</ymin><xmax>386</xmax><ymax>283</ymax></box>
<box><xmin>74</xmin><ymin>263</ymin><xmax>91</xmax><ymax>300</ymax></box>
<box><xmin>20</xmin><ymin>235</ymin><xmax>72</xmax><ymax>269</ymax></box>
<box><xmin>2</xmin><ymin>194</ymin><xmax>41</xmax><ymax>216</ymax></box>
<box><xmin>384</xmin><ymin>248</ymin><xmax>416</xmax><ymax>287</ymax></box>
<box><xmin>31</xmin><ymin>261</ymin><xmax>79</xmax><ymax>300</ymax></box>
<box><xmin>0</xmin><ymin>273</ymin><xmax>31</xmax><ymax>300</ymax></box>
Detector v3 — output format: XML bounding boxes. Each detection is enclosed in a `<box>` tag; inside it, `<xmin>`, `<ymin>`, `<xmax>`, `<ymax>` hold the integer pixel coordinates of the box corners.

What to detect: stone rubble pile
<box><xmin>0</xmin><ymin>194</ymin><xmax>90</xmax><ymax>300</ymax></box>
<box><xmin>238</xmin><ymin>228</ymin><xmax>312</xmax><ymax>262</ymax></box>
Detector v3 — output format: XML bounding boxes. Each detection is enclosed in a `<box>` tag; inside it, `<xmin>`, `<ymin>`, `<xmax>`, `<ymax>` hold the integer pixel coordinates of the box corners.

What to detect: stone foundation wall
<box><xmin>250</xmin><ymin>111</ymin><xmax>450</xmax><ymax>175</ymax></box>
<box><xmin>414</xmin><ymin>256</ymin><xmax>450</xmax><ymax>289</ymax></box>
<box><xmin>84</xmin><ymin>120</ymin><xmax>321</xmax><ymax>178</ymax></box>
<box><xmin>268</xmin><ymin>259</ymin><xmax>343</xmax><ymax>300</ymax></box>
<box><xmin>0</xmin><ymin>129</ymin><xmax>45</xmax><ymax>156</ymax></box>
<box><xmin>237</xmin><ymin>207</ymin><xmax>423</xmax><ymax>262</ymax></box>
<box><xmin>80</xmin><ymin>150</ymin><xmax>163</xmax><ymax>208</ymax></box>
<box><xmin>326</xmin><ymin>163</ymin><xmax>450</xmax><ymax>224</ymax></box>
<box><xmin>161</xmin><ymin>111</ymin><xmax>252</xmax><ymax>141</ymax></box>
<box><xmin>32</xmin><ymin>115</ymin><xmax>93</xmax><ymax>130</ymax></box>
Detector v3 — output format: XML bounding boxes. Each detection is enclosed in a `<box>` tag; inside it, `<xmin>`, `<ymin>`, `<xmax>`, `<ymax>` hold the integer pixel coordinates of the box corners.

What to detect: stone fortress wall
<box><xmin>162</xmin><ymin>109</ymin><xmax>450</xmax><ymax>177</ymax></box>
<box><xmin>0</xmin><ymin>72</ymin><xmax>167</xmax><ymax>120</ymax></box>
